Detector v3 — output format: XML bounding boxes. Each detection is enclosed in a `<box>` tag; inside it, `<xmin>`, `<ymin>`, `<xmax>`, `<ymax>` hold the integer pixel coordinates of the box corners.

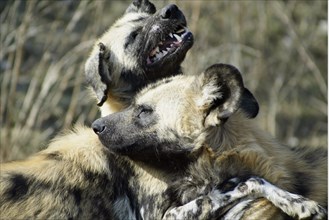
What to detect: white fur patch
<box><xmin>163</xmin><ymin>177</ymin><xmax>326</xmax><ymax>219</ymax></box>
<box><xmin>163</xmin><ymin>199</ymin><xmax>199</xmax><ymax>219</ymax></box>
<box><xmin>151</xmin><ymin>25</ymin><xmax>160</xmax><ymax>32</ymax></box>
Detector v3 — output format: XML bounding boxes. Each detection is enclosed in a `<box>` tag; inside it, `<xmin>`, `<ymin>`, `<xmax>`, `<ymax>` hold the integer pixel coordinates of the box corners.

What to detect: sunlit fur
<box><xmin>141</xmin><ymin>65</ymin><xmax>328</xmax><ymax>218</ymax></box>
<box><xmin>0</xmin><ymin>126</ymin><xmax>172</xmax><ymax>219</ymax></box>
<box><xmin>1</xmin><ymin>1</ymin><xmax>194</xmax><ymax>219</ymax></box>
<box><xmin>0</xmin><ymin>127</ymin><xmax>111</xmax><ymax>219</ymax></box>
<box><xmin>84</xmin><ymin>11</ymin><xmax>150</xmax><ymax>115</ymax></box>
<box><xmin>85</xmin><ymin>0</ymin><xmax>193</xmax><ymax>116</ymax></box>
<box><xmin>94</xmin><ymin>64</ymin><xmax>327</xmax><ymax>219</ymax></box>
<box><xmin>1</xmin><ymin>63</ymin><xmax>327</xmax><ymax>219</ymax></box>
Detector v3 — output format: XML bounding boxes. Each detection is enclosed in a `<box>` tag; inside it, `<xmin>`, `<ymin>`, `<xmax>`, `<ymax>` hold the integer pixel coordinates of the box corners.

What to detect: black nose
<box><xmin>92</xmin><ymin>120</ymin><xmax>106</xmax><ymax>135</ymax></box>
<box><xmin>160</xmin><ymin>4</ymin><xmax>179</xmax><ymax>19</ymax></box>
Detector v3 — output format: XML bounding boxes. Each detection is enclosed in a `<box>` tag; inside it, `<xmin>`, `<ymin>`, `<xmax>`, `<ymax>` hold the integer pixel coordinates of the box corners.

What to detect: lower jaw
<box><xmin>147</xmin><ymin>46</ymin><xmax>186</xmax><ymax>67</ymax></box>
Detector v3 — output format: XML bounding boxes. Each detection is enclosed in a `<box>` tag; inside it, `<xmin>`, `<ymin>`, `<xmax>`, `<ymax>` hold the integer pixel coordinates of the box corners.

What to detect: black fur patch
<box><xmin>108</xmin><ymin>155</ymin><xmax>142</xmax><ymax>220</ymax></box>
<box><xmin>120</xmin><ymin>68</ymin><xmax>146</xmax><ymax>93</ymax></box>
<box><xmin>293</xmin><ymin>171</ymin><xmax>311</xmax><ymax>197</ymax></box>
<box><xmin>124</xmin><ymin>28</ymin><xmax>142</xmax><ymax>50</ymax></box>
<box><xmin>72</xmin><ymin>187</ymin><xmax>82</xmax><ymax>206</ymax></box>
<box><xmin>5</xmin><ymin>174</ymin><xmax>29</xmax><ymax>201</ymax></box>
<box><xmin>292</xmin><ymin>146</ymin><xmax>327</xmax><ymax>167</ymax></box>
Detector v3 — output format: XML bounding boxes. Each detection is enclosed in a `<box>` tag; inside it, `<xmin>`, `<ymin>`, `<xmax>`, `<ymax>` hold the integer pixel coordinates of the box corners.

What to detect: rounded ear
<box><xmin>240</xmin><ymin>88</ymin><xmax>259</xmax><ymax>119</ymax></box>
<box><xmin>125</xmin><ymin>0</ymin><xmax>156</xmax><ymax>14</ymax></box>
<box><xmin>85</xmin><ymin>43</ymin><xmax>112</xmax><ymax>107</ymax></box>
<box><xmin>196</xmin><ymin>63</ymin><xmax>258</xmax><ymax>127</ymax></box>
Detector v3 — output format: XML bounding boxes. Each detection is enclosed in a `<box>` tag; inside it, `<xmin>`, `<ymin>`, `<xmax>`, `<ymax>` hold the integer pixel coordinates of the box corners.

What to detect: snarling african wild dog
<box><xmin>85</xmin><ymin>0</ymin><xmax>193</xmax><ymax>116</ymax></box>
<box><xmin>92</xmin><ymin>63</ymin><xmax>327</xmax><ymax>219</ymax></box>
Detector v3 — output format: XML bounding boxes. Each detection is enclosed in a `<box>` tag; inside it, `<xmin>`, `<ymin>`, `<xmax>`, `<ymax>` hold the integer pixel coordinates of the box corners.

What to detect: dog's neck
<box><xmin>205</xmin><ymin>111</ymin><xmax>262</xmax><ymax>153</ymax></box>
<box><xmin>127</xmin><ymin>147</ymin><xmax>204</xmax><ymax>183</ymax></box>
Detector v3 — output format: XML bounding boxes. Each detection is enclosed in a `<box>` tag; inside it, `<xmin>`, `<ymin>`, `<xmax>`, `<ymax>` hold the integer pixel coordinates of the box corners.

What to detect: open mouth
<box><xmin>146</xmin><ymin>26</ymin><xmax>192</xmax><ymax>65</ymax></box>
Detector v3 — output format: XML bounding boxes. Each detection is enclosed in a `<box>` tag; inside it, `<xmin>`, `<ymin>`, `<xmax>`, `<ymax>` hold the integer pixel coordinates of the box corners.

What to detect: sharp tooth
<box><xmin>169</xmin><ymin>33</ymin><xmax>173</xmax><ymax>38</ymax></box>
<box><xmin>156</xmin><ymin>52</ymin><xmax>162</xmax><ymax>59</ymax></box>
<box><xmin>158</xmin><ymin>41</ymin><xmax>163</xmax><ymax>45</ymax></box>
<box><xmin>163</xmin><ymin>50</ymin><xmax>168</xmax><ymax>56</ymax></box>
<box><xmin>166</xmin><ymin>47</ymin><xmax>171</xmax><ymax>51</ymax></box>
<box><xmin>174</xmin><ymin>34</ymin><xmax>182</xmax><ymax>42</ymax></box>
<box><xmin>156</xmin><ymin>46</ymin><xmax>160</xmax><ymax>53</ymax></box>
<box><xmin>176</xmin><ymin>28</ymin><xmax>185</xmax><ymax>34</ymax></box>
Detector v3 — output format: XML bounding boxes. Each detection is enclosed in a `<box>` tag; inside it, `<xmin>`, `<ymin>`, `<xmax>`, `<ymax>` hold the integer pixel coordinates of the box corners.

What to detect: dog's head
<box><xmin>92</xmin><ymin>64</ymin><xmax>258</xmax><ymax>164</ymax></box>
<box><xmin>85</xmin><ymin>0</ymin><xmax>194</xmax><ymax>113</ymax></box>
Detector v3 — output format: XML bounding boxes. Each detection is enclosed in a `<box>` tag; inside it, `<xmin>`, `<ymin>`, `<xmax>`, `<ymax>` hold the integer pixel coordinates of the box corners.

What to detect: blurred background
<box><xmin>0</xmin><ymin>0</ymin><xmax>327</xmax><ymax>162</ymax></box>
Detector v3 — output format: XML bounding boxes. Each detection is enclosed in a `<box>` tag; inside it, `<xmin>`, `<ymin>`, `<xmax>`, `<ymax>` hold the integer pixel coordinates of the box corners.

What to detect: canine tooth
<box><xmin>176</xmin><ymin>28</ymin><xmax>185</xmax><ymax>34</ymax></box>
<box><xmin>156</xmin><ymin>46</ymin><xmax>160</xmax><ymax>53</ymax></box>
<box><xmin>173</xmin><ymin>34</ymin><xmax>182</xmax><ymax>42</ymax></box>
<box><xmin>169</xmin><ymin>33</ymin><xmax>173</xmax><ymax>38</ymax></box>
<box><xmin>163</xmin><ymin>50</ymin><xmax>168</xmax><ymax>56</ymax></box>
<box><xmin>166</xmin><ymin>47</ymin><xmax>171</xmax><ymax>51</ymax></box>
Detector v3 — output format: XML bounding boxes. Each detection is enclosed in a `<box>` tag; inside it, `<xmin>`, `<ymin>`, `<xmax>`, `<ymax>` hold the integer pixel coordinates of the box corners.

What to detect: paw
<box><xmin>295</xmin><ymin>200</ymin><xmax>327</xmax><ymax>220</ymax></box>
<box><xmin>163</xmin><ymin>198</ymin><xmax>205</xmax><ymax>220</ymax></box>
<box><xmin>251</xmin><ymin>176</ymin><xmax>328</xmax><ymax>220</ymax></box>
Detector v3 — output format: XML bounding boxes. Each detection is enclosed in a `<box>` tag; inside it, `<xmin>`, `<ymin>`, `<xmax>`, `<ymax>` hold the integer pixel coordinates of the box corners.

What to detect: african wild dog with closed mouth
<box><xmin>92</xmin><ymin>63</ymin><xmax>327</xmax><ymax>219</ymax></box>
<box><xmin>0</xmin><ymin>1</ymin><xmax>194</xmax><ymax>219</ymax></box>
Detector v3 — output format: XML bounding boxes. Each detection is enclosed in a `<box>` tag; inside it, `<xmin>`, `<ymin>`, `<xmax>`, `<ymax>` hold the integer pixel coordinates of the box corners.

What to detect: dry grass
<box><xmin>0</xmin><ymin>0</ymin><xmax>327</xmax><ymax>162</ymax></box>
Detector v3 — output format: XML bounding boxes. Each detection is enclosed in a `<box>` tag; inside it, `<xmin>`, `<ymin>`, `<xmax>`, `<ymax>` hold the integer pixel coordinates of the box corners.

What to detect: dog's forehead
<box><xmin>108</xmin><ymin>13</ymin><xmax>149</xmax><ymax>44</ymax></box>
<box><xmin>136</xmin><ymin>75</ymin><xmax>194</xmax><ymax>104</ymax></box>
<box><xmin>98</xmin><ymin>13</ymin><xmax>150</xmax><ymax>71</ymax></box>
<box><xmin>115</xmin><ymin>12</ymin><xmax>150</xmax><ymax>28</ymax></box>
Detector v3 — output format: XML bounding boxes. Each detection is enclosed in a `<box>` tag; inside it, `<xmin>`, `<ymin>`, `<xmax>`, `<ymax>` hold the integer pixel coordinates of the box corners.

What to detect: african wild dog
<box><xmin>1</xmin><ymin>1</ymin><xmax>194</xmax><ymax>219</ymax></box>
<box><xmin>85</xmin><ymin>0</ymin><xmax>193</xmax><ymax>116</ymax></box>
<box><xmin>92</xmin><ymin>63</ymin><xmax>327</xmax><ymax>219</ymax></box>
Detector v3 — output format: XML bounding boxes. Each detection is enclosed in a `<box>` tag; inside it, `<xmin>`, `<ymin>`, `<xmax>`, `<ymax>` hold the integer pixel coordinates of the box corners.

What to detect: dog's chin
<box><xmin>101</xmin><ymin>140</ymin><xmax>144</xmax><ymax>155</ymax></box>
<box><xmin>109</xmin><ymin>145</ymin><xmax>156</xmax><ymax>162</ymax></box>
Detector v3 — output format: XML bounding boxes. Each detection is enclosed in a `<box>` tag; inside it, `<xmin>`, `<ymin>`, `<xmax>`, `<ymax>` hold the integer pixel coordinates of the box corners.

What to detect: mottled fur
<box><xmin>85</xmin><ymin>0</ymin><xmax>193</xmax><ymax>116</ymax></box>
<box><xmin>0</xmin><ymin>127</ymin><xmax>171</xmax><ymax>219</ymax></box>
<box><xmin>1</xmin><ymin>0</ymin><xmax>194</xmax><ymax>219</ymax></box>
<box><xmin>2</xmin><ymin>63</ymin><xmax>326</xmax><ymax>219</ymax></box>
<box><xmin>93</xmin><ymin>63</ymin><xmax>327</xmax><ymax>219</ymax></box>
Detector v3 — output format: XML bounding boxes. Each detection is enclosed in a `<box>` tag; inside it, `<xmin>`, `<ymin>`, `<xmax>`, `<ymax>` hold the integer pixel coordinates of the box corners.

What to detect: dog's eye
<box><xmin>137</xmin><ymin>105</ymin><xmax>153</xmax><ymax>119</ymax></box>
<box><xmin>124</xmin><ymin>31</ymin><xmax>139</xmax><ymax>49</ymax></box>
<box><xmin>130</xmin><ymin>31</ymin><xmax>138</xmax><ymax>40</ymax></box>
<box><xmin>128</xmin><ymin>31</ymin><xmax>139</xmax><ymax>44</ymax></box>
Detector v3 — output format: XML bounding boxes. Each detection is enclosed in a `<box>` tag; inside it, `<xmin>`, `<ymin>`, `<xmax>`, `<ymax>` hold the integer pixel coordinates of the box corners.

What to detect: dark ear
<box><xmin>240</xmin><ymin>88</ymin><xmax>259</xmax><ymax>118</ymax></box>
<box><xmin>125</xmin><ymin>0</ymin><xmax>156</xmax><ymax>14</ymax></box>
<box><xmin>196</xmin><ymin>63</ymin><xmax>258</xmax><ymax>127</ymax></box>
<box><xmin>85</xmin><ymin>43</ymin><xmax>112</xmax><ymax>106</ymax></box>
